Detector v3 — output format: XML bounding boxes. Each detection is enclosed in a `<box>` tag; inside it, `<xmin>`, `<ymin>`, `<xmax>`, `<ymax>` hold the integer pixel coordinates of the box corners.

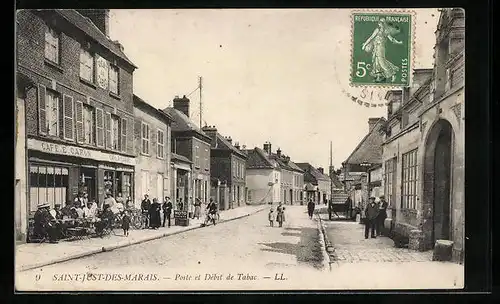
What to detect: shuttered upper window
<box><xmin>62</xmin><ymin>95</ymin><xmax>74</xmax><ymax>140</ymax></box>
<box><xmin>38</xmin><ymin>85</ymin><xmax>59</xmax><ymax>137</ymax></box>
<box><xmin>157</xmin><ymin>129</ymin><xmax>165</xmax><ymax>159</ymax></box>
<box><xmin>81</xmin><ymin>104</ymin><xmax>94</xmax><ymax>145</ymax></box>
<box><xmin>109</xmin><ymin>65</ymin><xmax>119</xmax><ymax>95</ymax></box>
<box><xmin>141</xmin><ymin>122</ymin><xmax>150</xmax><ymax>155</ymax></box>
<box><xmin>95</xmin><ymin>108</ymin><xmax>104</xmax><ymax>147</ymax></box>
<box><xmin>45</xmin><ymin>27</ymin><xmax>59</xmax><ymax>64</ymax></box>
<box><xmin>111</xmin><ymin>115</ymin><xmax>120</xmax><ymax>150</ymax></box>
<box><xmin>121</xmin><ymin>118</ymin><xmax>127</xmax><ymax>152</ymax></box>
<box><xmin>80</xmin><ymin>49</ymin><xmax>94</xmax><ymax>83</ymax></box>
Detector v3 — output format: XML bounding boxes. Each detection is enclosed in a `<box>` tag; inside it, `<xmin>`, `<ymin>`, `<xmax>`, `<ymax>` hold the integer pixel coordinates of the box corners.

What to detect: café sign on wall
<box><xmin>27</xmin><ymin>138</ymin><xmax>136</xmax><ymax>166</ymax></box>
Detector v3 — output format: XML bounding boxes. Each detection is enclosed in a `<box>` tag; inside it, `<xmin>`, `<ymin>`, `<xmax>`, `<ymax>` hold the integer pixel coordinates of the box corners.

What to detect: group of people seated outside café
<box><xmin>31</xmin><ymin>191</ymin><xmax>134</xmax><ymax>243</ymax></box>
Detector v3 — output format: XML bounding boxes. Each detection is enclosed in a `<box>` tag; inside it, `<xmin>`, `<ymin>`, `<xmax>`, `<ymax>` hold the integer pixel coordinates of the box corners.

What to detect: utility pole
<box><xmin>198</xmin><ymin>76</ymin><xmax>203</xmax><ymax>128</ymax></box>
<box><xmin>330</xmin><ymin>141</ymin><xmax>333</xmax><ymax>202</ymax></box>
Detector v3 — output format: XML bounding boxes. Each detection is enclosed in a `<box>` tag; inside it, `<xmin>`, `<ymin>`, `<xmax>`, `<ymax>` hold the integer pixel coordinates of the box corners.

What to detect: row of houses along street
<box><xmin>14</xmin><ymin>9</ymin><xmax>336</xmax><ymax>244</ymax></box>
<box><xmin>339</xmin><ymin>8</ymin><xmax>465</xmax><ymax>264</ymax></box>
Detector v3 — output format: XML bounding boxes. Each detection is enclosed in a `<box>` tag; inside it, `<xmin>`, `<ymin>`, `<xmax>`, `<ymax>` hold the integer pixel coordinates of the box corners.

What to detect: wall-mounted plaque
<box><xmin>96</xmin><ymin>55</ymin><xmax>109</xmax><ymax>90</ymax></box>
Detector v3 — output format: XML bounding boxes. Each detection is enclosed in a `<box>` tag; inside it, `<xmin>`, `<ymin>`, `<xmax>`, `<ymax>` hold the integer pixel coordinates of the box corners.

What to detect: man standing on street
<box><xmin>307</xmin><ymin>199</ymin><xmax>315</xmax><ymax>219</ymax></box>
<box><xmin>162</xmin><ymin>196</ymin><xmax>173</xmax><ymax>228</ymax></box>
<box><xmin>377</xmin><ymin>195</ymin><xmax>388</xmax><ymax>236</ymax></box>
<box><xmin>141</xmin><ymin>194</ymin><xmax>151</xmax><ymax>229</ymax></box>
<box><xmin>345</xmin><ymin>196</ymin><xmax>353</xmax><ymax>219</ymax></box>
<box><xmin>364</xmin><ymin>196</ymin><xmax>379</xmax><ymax>239</ymax></box>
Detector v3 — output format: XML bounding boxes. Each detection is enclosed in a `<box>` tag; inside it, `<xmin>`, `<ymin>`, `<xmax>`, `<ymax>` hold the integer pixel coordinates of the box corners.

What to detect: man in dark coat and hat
<box><xmin>364</xmin><ymin>196</ymin><xmax>379</xmax><ymax>239</ymax></box>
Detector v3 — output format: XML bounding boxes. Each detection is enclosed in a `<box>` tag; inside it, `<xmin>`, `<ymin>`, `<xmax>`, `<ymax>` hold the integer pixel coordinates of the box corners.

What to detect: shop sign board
<box><xmin>28</xmin><ymin>138</ymin><xmax>137</xmax><ymax>166</ymax></box>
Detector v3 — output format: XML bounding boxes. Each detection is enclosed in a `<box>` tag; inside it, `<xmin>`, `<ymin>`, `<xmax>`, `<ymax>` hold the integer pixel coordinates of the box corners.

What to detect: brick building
<box><xmin>269</xmin><ymin>148</ymin><xmax>304</xmax><ymax>205</ymax></box>
<box><xmin>201</xmin><ymin>126</ymin><xmax>247</xmax><ymax>210</ymax></box>
<box><xmin>381</xmin><ymin>8</ymin><xmax>465</xmax><ymax>263</ymax></box>
<box><xmin>162</xmin><ymin>96</ymin><xmax>211</xmax><ymax>213</ymax></box>
<box><xmin>16</xmin><ymin>9</ymin><xmax>137</xmax><ymax>241</ymax></box>
<box><xmin>133</xmin><ymin>95</ymin><xmax>173</xmax><ymax>207</ymax></box>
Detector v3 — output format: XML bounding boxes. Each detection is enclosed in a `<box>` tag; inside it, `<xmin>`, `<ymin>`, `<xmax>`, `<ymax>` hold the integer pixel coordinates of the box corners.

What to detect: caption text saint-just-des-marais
<box><xmin>15</xmin><ymin>9</ymin><xmax>464</xmax><ymax>290</ymax></box>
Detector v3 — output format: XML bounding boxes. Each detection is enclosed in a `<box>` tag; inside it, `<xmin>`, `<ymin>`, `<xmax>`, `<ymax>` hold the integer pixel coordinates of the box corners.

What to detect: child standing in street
<box><xmin>268</xmin><ymin>207</ymin><xmax>275</xmax><ymax>227</ymax></box>
<box><xmin>122</xmin><ymin>210</ymin><xmax>131</xmax><ymax>236</ymax></box>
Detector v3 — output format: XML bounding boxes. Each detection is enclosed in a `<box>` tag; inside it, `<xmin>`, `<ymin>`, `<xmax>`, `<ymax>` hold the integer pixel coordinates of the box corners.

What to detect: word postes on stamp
<box><xmin>351</xmin><ymin>12</ymin><xmax>412</xmax><ymax>87</ymax></box>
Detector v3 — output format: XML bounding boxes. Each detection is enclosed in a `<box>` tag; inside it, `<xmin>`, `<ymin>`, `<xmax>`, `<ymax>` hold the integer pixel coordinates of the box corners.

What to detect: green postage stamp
<box><xmin>350</xmin><ymin>12</ymin><xmax>413</xmax><ymax>87</ymax></box>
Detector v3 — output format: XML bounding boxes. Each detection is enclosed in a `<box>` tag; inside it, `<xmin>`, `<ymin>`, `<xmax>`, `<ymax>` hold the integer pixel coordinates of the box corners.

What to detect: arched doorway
<box><xmin>423</xmin><ymin>119</ymin><xmax>454</xmax><ymax>247</ymax></box>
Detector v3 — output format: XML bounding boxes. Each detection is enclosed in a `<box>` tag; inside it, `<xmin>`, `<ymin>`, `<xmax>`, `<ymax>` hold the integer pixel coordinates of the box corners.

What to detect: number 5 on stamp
<box><xmin>350</xmin><ymin>12</ymin><xmax>412</xmax><ymax>87</ymax></box>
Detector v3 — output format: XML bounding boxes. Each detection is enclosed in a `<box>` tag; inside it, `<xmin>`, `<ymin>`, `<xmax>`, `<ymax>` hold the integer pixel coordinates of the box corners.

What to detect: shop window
<box><xmin>401</xmin><ymin>149</ymin><xmax>418</xmax><ymax>209</ymax></box>
<box><xmin>123</xmin><ymin>173</ymin><xmax>132</xmax><ymax>201</ymax></box>
<box><xmin>29</xmin><ymin>164</ymin><xmax>68</xmax><ymax>214</ymax></box>
<box><xmin>44</xmin><ymin>27</ymin><xmax>60</xmax><ymax>64</ymax></box>
<box><xmin>104</xmin><ymin>170</ymin><xmax>114</xmax><ymax>196</ymax></box>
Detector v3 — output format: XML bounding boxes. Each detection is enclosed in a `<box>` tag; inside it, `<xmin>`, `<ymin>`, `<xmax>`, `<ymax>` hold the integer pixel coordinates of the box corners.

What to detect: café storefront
<box><xmin>26</xmin><ymin>138</ymin><xmax>136</xmax><ymax>221</ymax></box>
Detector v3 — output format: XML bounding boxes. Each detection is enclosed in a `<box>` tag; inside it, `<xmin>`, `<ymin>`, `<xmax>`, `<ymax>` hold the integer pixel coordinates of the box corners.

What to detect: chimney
<box><xmin>77</xmin><ymin>9</ymin><xmax>110</xmax><ymax>37</ymax></box>
<box><xmin>318</xmin><ymin>167</ymin><xmax>324</xmax><ymax>174</ymax></box>
<box><xmin>368</xmin><ymin>118</ymin><xmax>380</xmax><ymax>132</ymax></box>
<box><xmin>225</xmin><ymin>136</ymin><xmax>232</xmax><ymax>145</ymax></box>
<box><xmin>173</xmin><ymin>95</ymin><xmax>190</xmax><ymax>117</ymax></box>
<box><xmin>201</xmin><ymin>125</ymin><xmax>217</xmax><ymax>146</ymax></box>
<box><xmin>276</xmin><ymin>148</ymin><xmax>282</xmax><ymax>157</ymax></box>
<box><xmin>263</xmin><ymin>142</ymin><xmax>272</xmax><ymax>155</ymax></box>
<box><xmin>234</xmin><ymin>141</ymin><xmax>240</xmax><ymax>150</ymax></box>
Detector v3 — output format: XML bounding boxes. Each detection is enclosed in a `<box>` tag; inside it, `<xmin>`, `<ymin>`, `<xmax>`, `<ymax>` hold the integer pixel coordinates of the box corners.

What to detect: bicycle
<box><xmin>201</xmin><ymin>212</ymin><xmax>218</xmax><ymax>227</ymax></box>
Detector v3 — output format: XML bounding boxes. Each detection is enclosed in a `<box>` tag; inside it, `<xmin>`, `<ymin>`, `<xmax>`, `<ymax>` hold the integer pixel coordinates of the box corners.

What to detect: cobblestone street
<box><xmin>17</xmin><ymin>206</ymin><xmax>327</xmax><ymax>290</ymax></box>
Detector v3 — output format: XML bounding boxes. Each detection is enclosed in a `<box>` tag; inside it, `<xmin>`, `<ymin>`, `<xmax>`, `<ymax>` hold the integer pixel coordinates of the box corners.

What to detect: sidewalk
<box><xmin>316</xmin><ymin>208</ymin><xmax>464</xmax><ymax>289</ymax></box>
<box><xmin>15</xmin><ymin>204</ymin><xmax>267</xmax><ymax>272</ymax></box>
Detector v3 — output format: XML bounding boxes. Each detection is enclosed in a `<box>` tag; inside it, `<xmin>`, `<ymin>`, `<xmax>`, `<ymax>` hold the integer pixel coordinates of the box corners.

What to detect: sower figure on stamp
<box><xmin>364</xmin><ymin>196</ymin><xmax>379</xmax><ymax>239</ymax></box>
<box><xmin>361</xmin><ymin>18</ymin><xmax>403</xmax><ymax>83</ymax></box>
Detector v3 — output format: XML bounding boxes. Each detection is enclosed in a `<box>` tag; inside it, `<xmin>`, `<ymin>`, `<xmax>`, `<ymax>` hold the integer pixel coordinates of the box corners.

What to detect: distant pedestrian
<box><xmin>141</xmin><ymin>194</ymin><xmax>151</xmax><ymax>229</ymax></box>
<box><xmin>162</xmin><ymin>197</ymin><xmax>173</xmax><ymax>228</ymax></box>
<box><xmin>268</xmin><ymin>207</ymin><xmax>275</xmax><ymax>227</ymax></box>
<box><xmin>307</xmin><ymin>199</ymin><xmax>315</xmax><ymax>219</ymax></box>
<box><xmin>122</xmin><ymin>210</ymin><xmax>131</xmax><ymax>236</ymax></box>
<box><xmin>345</xmin><ymin>196</ymin><xmax>353</xmax><ymax>219</ymax></box>
<box><xmin>364</xmin><ymin>196</ymin><xmax>379</xmax><ymax>239</ymax></box>
<box><xmin>276</xmin><ymin>202</ymin><xmax>286</xmax><ymax>227</ymax></box>
<box><xmin>194</xmin><ymin>198</ymin><xmax>202</xmax><ymax>219</ymax></box>
<box><xmin>377</xmin><ymin>195</ymin><xmax>388</xmax><ymax>236</ymax></box>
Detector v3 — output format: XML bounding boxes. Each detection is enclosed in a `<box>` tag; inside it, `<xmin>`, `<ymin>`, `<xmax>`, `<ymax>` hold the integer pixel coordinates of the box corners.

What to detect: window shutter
<box><xmin>96</xmin><ymin>108</ymin><xmax>104</xmax><ymax>147</ymax></box>
<box><xmin>75</xmin><ymin>100</ymin><xmax>84</xmax><ymax>143</ymax></box>
<box><xmin>121</xmin><ymin>118</ymin><xmax>127</xmax><ymax>152</ymax></box>
<box><xmin>38</xmin><ymin>85</ymin><xmax>47</xmax><ymax>135</ymax></box>
<box><xmin>105</xmin><ymin>112</ymin><xmax>112</xmax><ymax>149</ymax></box>
<box><xmin>63</xmin><ymin>94</ymin><xmax>74</xmax><ymax>140</ymax></box>
<box><xmin>151</xmin><ymin>127</ymin><xmax>157</xmax><ymax>156</ymax></box>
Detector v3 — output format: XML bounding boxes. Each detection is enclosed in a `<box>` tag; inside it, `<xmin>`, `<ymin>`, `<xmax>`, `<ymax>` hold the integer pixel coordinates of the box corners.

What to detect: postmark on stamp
<box><xmin>350</xmin><ymin>12</ymin><xmax>413</xmax><ymax>87</ymax></box>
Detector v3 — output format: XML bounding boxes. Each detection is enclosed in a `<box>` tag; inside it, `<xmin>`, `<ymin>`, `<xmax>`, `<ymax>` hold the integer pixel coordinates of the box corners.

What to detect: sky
<box><xmin>109</xmin><ymin>9</ymin><xmax>439</xmax><ymax>170</ymax></box>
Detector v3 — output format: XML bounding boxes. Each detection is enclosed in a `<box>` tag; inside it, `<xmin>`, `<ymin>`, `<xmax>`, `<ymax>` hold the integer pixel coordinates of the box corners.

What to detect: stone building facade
<box><xmin>16</xmin><ymin>9</ymin><xmax>137</xmax><ymax>241</ymax></box>
<box><xmin>201</xmin><ymin>126</ymin><xmax>248</xmax><ymax>210</ymax></box>
<box><xmin>133</xmin><ymin>95</ymin><xmax>173</xmax><ymax>207</ymax></box>
<box><xmin>381</xmin><ymin>8</ymin><xmax>465</xmax><ymax>263</ymax></box>
<box><xmin>245</xmin><ymin>143</ymin><xmax>281</xmax><ymax>205</ymax></box>
<box><xmin>163</xmin><ymin>96</ymin><xmax>211</xmax><ymax>214</ymax></box>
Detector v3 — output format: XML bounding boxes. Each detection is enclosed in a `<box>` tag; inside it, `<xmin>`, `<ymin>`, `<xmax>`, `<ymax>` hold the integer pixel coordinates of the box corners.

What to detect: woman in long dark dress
<box><xmin>276</xmin><ymin>202</ymin><xmax>286</xmax><ymax>227</ymax></box>
<box><xmin>150</xmin><ymin>198</ymin><xmax>161</xmax><ymax>229</ymax></box>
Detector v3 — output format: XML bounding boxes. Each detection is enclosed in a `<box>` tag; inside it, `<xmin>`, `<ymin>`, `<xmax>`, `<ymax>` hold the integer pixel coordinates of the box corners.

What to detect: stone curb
<box><xmin>18</xmin><ymin>205</ymin><xmax>268</xmax><ymax>272</ymax></box>
<box><xmin>315</xmin><ymin>212</ymin><xmax>337</xmax><ymax>269</ymax></box>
